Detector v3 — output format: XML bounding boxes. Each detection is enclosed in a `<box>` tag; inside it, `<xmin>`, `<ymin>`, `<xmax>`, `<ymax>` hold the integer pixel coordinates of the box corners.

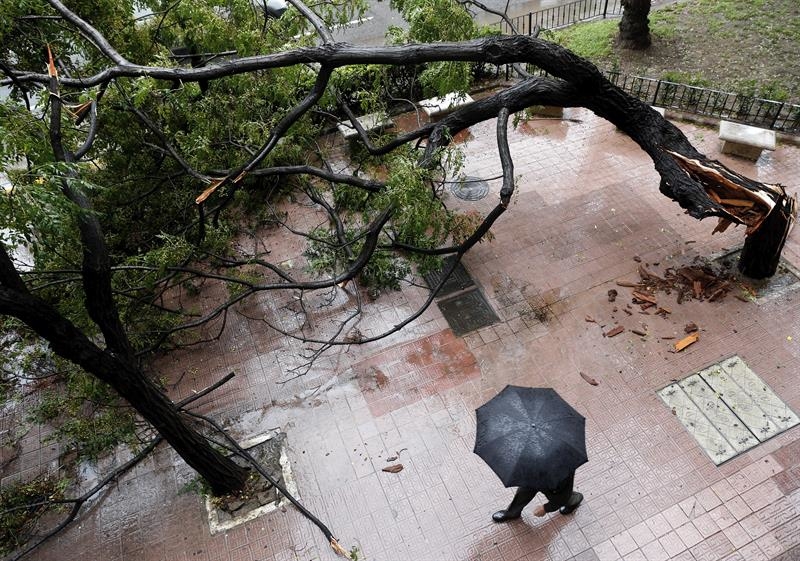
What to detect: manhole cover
<box><xmin>437</xmin><ymin>288</ymin><xmax>499</xmax><ymax>336</ymax></box>
<box><xmin>658</xmin><ymin>356</ymin><xmax>799</xmax><ymax>465</ymax></box>
<box><xmin>447</xmin><ymin>175</ymin><xmax>490</xmax><ymax>201</ymax></box>
<box><xmin>422</xmin><ymin>255</ymin><xmax>475</xmax><ymax>297</ymax></box>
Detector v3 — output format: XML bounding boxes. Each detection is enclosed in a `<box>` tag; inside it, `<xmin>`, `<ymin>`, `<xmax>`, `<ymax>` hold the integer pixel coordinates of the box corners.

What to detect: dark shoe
<box><xmin>559</xmin><ymin>492</ymin><xmax>583</xmax><ymax>515</ymax></box>
<box><xmin>492</xmin><ymin>510</ymin><xmax>520</xmax><ymax>522</ymax></box>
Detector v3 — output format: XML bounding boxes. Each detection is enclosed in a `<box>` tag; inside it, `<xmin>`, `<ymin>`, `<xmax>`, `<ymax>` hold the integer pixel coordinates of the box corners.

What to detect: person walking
<box><xmin>492</xmin><ymin>471</ymin><xmax>583</xmax><ymax>522</ymax></box>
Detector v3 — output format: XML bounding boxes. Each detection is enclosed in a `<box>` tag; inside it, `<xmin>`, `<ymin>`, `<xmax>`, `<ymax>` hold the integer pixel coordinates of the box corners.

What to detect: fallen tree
<box><xmin>0</xmin><ymin>0</ymin><xmax>795</xmax><ymax>557</ymax></box>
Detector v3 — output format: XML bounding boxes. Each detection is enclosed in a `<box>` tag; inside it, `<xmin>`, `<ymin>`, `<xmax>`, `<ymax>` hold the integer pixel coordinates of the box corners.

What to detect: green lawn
<box><xmin>544</xmin><ymin>0</ymin><xmax>800</xmax><ymax>102</ymax></box>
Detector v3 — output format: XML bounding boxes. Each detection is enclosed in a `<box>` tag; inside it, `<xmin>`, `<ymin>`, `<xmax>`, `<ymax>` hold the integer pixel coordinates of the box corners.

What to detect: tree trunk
<box><xmin>619</xmin><ymin>0</ymin><xmax>652</xmax><ymax>50</ymax></box>
<box><xmin>739</xmin><ymin>193</ymin><xmax>796</xmax><ymax>278</ymax></box>
<box><xmin>0</xmin><ymin>267</ymin><xmax>249</xmax><ymax>496</ymax></box>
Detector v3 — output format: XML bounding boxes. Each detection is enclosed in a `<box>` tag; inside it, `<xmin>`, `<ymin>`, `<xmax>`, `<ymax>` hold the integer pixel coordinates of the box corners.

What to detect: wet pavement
<box><xmin>10</xmin><ymin>103</ymin><xmax>800</xmax><ymax>561</ymax></box>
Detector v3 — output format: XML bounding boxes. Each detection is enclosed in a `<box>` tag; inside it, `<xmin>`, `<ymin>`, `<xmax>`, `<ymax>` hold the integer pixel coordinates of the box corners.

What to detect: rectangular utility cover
<box><xmin>658</xmin><ymin>356</ymin><xmax>799</xmax><ymax>464</ymax></box>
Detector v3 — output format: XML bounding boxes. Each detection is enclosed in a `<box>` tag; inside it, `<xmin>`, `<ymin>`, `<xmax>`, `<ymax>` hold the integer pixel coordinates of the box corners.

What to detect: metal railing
<box><xmin>492</xmin><ymin>1</ymin><xmax>800</xmax><ymax>134</ymax></box>
<box><xmin>498</xmin><ymin>65</ymin><xmax>800</xmax><ymax>134</ymax></box>
<box><xmin>603</xmin><ymin>71</ymin><xmax>800</xmax><ymax>134</ymax></box>
<box><xmin>498</xmin><ymin>0</ymin><xmax>622</xmax><ymax>34</ymax></box>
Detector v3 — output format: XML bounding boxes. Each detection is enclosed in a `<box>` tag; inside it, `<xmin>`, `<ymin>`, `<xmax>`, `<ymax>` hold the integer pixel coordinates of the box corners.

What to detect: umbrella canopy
<box><xmin>474</xmin><ymin>385</ymin><xmax>587</xmax><ymax>489</ymax></box>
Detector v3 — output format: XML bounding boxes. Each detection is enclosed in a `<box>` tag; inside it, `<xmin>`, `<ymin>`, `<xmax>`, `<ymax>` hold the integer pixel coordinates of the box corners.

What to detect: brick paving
<box><xmin>7</xmin><ymin>104</ymin><xmax>800</xmax><ymax>561</ymax></box>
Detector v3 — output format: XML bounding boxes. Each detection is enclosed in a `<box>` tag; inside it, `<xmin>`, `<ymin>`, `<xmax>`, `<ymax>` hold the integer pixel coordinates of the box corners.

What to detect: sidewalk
<box><xmin>22</xmin><ymin>107</ymin><xmax>800</xmax><ymax>561</ymax></box>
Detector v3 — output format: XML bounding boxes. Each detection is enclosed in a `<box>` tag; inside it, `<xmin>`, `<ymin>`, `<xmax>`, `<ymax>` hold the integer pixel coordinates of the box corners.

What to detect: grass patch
<box><xmin>545</xmin><ymin>19</ymin><xmax>618</xmax><ymax>60</ymax></box>
<box><xmin>545</xmin><ymin>0</ymin><xmax>800</xmax><ymax>102</ymax></box>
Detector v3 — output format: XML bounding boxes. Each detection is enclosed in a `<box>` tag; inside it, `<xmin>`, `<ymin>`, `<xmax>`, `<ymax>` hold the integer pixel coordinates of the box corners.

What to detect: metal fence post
<box><xmin>771</xmin><ymin>103</ymin><xmax>785</xmax><ymax>129</ymax></box>
<box><xmin>603</xmin><ymin>0</ymin><xmax>609</xmax><ymax>18</ymax></box>
<box><xmin>652</xmin><ymin>80</ymin><xmax>662</xmax><ymax>106</ymax></box>
<box><xmin>528</xmin><ymin>12</ymin><xmax>533</xmax><ymax>35</ymax></box>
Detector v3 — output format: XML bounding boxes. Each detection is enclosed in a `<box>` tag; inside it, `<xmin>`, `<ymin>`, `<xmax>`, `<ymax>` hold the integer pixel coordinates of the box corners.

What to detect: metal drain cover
<box><xmin>422</xmin><ymin>255</ymin><xmax>475</xmax><ymax>297</ymax></box>
<box><xmin>448</xmin><ymin>176</ymin><xmax>490</xmax><ymax>201</ymax></box>
<box><xmin>658</xmin><ymin>356</ymin><xmax>799</xmax><ymax>465</ymax></box>
<box><xmin>437</xmin><ymin>288</ymin><xmax>499</xmax><ymax>336</ymax></box>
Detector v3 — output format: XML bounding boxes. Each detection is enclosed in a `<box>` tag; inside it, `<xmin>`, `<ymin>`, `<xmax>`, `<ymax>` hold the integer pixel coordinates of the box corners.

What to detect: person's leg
<box><xmin>492</xmin><ymin>487</ymin><xmax>537</xmax><ymax>522</ymax></box>
<box><xmin>559</xmin><ymin>490</ymin><xmax>583</xmax><ymax>515</ymax></box>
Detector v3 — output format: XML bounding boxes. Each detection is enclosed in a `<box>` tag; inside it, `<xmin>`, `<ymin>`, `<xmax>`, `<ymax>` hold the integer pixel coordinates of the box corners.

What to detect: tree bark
<box><xmin>619</xmin><ymin>0</ymin><xmax>652</xmax><ymax>50</ymax></box>
<box><xmin>0</xmin><ymin>281</ymin><xmax>249</xmax><ymax>495</ymax></box>
<box><xmin>0</xmin><ymin>248</ymin><xmax>248</xmax><ymax>496</ymax></box>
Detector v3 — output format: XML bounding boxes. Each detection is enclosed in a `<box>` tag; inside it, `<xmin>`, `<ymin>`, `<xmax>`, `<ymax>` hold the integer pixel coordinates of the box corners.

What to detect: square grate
<box><xmin>658</xmin><ymin>356</ymin><xmax>799</xmax><ymax>465</ymax></box>
<box><xmin>422</xmin><ymin>255</ymin><xmax>476</xmax><ymax>297</ymax></box>
<box><xmin>437</xmin><ymin>288</ymin><xmax>499</xmax><ymax>336</ymax></box>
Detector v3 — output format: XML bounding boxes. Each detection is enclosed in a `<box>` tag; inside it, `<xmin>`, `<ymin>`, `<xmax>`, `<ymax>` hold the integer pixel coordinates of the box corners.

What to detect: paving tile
<box><xmin>593</xmin><ymin>540</ymin><xmax>621</xmax><ymax>561</ymax></box>
<box><xmin>658</xmin><ymin>531</ymin><xmax>686</xmax><ymax>558</ymax></box>
<box><xmin>675</xmin><ymin>523</ymin><xmax>704</xmax><ymax>549</ymax></box>
<box><xmin>610</xmin><ymin>531</ymin><xmax>639</xmax><ymax>557</ymax></box>
<box><xmin>8</xmin><ymin>105</ymin><xmax>800</xmax><ymax>561</ymax></box>
<box><xmin>622</xmin><ymin>550</ymin><xmax>647</xmax><ymax>561</ymax></box>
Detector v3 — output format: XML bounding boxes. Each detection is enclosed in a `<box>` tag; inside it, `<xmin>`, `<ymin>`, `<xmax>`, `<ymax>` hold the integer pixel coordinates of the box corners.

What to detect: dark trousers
<box><xmin>505</xmin><ymin>474</ymin><xmax>581</xmax><ymax>517</ymax></box>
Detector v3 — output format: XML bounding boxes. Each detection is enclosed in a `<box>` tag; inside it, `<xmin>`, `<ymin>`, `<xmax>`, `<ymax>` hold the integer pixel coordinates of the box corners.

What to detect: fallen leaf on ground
<box><xmin>580</xmin><ymin>372</ymin><xmax>600</xmax><ymax>386</ymax></box>
<box><xmin>382</xmin><ymin>464</ymin><xmax>404</xmax><ymax>473</ymax></box>
<box><xmin>605</xmin><ymin>325</ymin><xmax>624</xmax><ymax>337</ymax></box>
<box><xmin>684</xmin><ymin>322</ymin><xmax>698</xmax><ymax>333</ymax></box>
<box><xmin>585</xmin><ymin>315</ymin><xmax>596</xmax><ymax>323</ymax></box>
<box><xmin>674</xmin><ymin>333</ymin><xmax>699</xmax><ymax>352</ymax></box>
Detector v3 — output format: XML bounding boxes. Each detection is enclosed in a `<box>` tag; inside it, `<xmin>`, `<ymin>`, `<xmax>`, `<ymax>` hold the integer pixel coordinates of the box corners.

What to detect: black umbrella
<box><xmin>474</xmin><ymin>385</ymin><xmax>587</xmax><ymax>489</ymax></box>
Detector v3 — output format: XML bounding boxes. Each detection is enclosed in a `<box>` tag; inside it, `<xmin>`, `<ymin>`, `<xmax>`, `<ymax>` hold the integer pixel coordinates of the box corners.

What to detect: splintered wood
<box><xmin>665</xmin><ymin>150</ymin><xmax>791</xmax><ymax>236</ymax></box>
<box><xmin>618</xmin><ymin>263</ymin><xmax>737</xmax><ymax>304</ymax></box>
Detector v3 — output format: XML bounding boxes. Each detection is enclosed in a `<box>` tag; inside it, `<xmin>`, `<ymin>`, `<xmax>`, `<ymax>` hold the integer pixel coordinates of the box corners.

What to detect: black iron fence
<box><xmin>603</xmin><ymin>71</ymin><xmax>800</xmax><ymax>134</ymax></box>
<box><xmin>497</xmin><ymin>0</ymin><xmax>622</xmax><ymax>34</ymax></box>
<box><xmin>497</xmin><ymin>65</ymin><xmax>800</xmax><ymax>134</ymax></box>
<box><xmin>491</xmin><ymin>1</ymin><xmax>800</xmax><ymax>135</ymax></box>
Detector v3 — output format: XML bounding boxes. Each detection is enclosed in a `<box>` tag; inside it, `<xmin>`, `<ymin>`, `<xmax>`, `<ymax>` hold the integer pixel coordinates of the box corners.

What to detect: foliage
<box><xmin>22</xmin><ymin>352</ymin><xmax>138</xmax><ymax>461</ymax></box>
<box><xmin>0</xmin><ymin>475</ymin><xmax>69</xmax><ymax>556</ymax></box>
<box><xmin>659</xmin><ymin>71</ymin><xmax>711</xmax><ymax>88</ymax></box>
<box><xmin>388</xmin><ymin>0</ymin><xmax>488</xmax><ymax>96</ymax></box>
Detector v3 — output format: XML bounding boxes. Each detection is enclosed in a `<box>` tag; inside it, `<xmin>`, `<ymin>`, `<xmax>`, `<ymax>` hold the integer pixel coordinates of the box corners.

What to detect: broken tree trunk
<box><xmin>667</xmin><ymin>151</ymin><xmax>797</xmax><ymax>278</ymax></box>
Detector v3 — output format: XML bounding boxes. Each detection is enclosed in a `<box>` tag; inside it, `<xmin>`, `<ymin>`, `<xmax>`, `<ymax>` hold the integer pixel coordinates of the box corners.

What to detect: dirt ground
<box><xmin>597</xmin><ymin>0</ymin><xmax>800</xmax><ymax>102</ymax></box>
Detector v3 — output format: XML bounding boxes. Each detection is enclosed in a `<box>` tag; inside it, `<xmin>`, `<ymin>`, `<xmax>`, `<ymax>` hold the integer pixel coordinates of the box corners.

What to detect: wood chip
<box><xmin>656</xmin><ymin>307</ymin><xmax>671</xmax><ymax>315</ymax></box>
<box><xmin>632</xmin><ymin>291</ymin><xmax>658</xmax><ymax>305</ymax></box>
<box><xmin>631</xmin><ymin>328</ymin><xmax>648</xmax><ymax>336</ymax></box>
<box><xmin>616</xmin><ymin>280</ymin><xmax>641</xmax><ymax>288</ymax></box>
<box><xmin>604</xmin><ymin>325</ymin><xmax>624</xmax><ymax>337</ymax></box>
<box><xmin>579</xmin><ymin>372</ymin><xmax>599</xmax><ymax>386</ymax></box>
<box><xmin>382</xmin><ymin>464</ymin><xmax>404</xmax><ymax>473</ymax></box>
<box><xmin>692</xmin><ymin>280</ymin><xmax>702</xmax><ymax>299</ymax></box>
<box><xmin>674</xmin><ymin>333</ymin><xmax>699</xmax><ymax>352</ymax></box>
<box><xmin>684</xmin><ymin>322</ymin><xmax>698</xmax><ymax>333</ymax></box>
<box><xmin>585</xmin><ymin>314</ymin><xmax>596</xmax><ymax>323</ymax></box>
